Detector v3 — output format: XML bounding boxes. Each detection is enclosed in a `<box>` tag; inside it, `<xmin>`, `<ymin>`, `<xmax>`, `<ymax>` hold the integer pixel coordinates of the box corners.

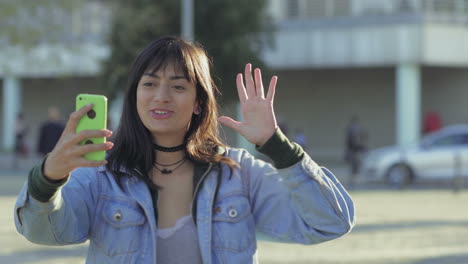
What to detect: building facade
<box><xmin>262</xmin><ymin>0</ymin><xmax>468</xmax><ymax>160</ymax></box>
<box><xmin>2</xmin><ymin>0</ymin><xmax>468</xmax><ymax>163</ymax></box>
<box><xmin>0</xmin><ymin>0</ymin><xmax>111</xmax><ymax>154</ymax></box>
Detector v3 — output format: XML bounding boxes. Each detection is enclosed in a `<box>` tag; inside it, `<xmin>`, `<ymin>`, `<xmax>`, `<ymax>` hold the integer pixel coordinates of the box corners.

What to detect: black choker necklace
<box><xmin>153</xmin><ymin>143</ymin><xmax>186</xmax><ymax>152</ymax></box>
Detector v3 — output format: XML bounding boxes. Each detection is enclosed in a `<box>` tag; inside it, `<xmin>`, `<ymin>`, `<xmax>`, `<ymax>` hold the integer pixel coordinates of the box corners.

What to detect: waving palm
<box><xmin>218</xmin><ymin>63</ymin><xmax>278</xmax><ymax>146</ymax></box>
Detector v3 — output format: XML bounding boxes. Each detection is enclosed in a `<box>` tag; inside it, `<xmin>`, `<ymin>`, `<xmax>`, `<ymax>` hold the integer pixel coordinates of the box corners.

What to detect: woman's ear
<box><xmin>194</xmin><ymin>104</ymin><xmax>201</xmax><ymax>115</ymax></box>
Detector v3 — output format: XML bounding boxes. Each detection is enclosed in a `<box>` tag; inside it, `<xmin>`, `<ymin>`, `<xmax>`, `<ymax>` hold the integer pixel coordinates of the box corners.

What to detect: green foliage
<box><xmin>195</xmin><ymin>0</ymin><xmax>273</xmax><ymax>101</ymax></box>
<box><xmin>101</xmin><ymin>0</ymin><xmax>273</xmax><ymax>101</ymax></box>
<box><xmin>0</xmin><ymin>0</ymin><xmax>84</xmax><ymax>47</ymax></box>
<box><xmin>100</xmin><ymin>0</ymin><xmax>177</xmax><ymax>96</ymax></box>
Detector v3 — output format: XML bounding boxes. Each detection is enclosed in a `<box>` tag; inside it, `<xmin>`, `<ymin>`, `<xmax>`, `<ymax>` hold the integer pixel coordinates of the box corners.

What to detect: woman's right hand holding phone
<box><xmin>43</xmin><ymin>104</ymin><xmax>114</xmax><ymax>181</ymax></box>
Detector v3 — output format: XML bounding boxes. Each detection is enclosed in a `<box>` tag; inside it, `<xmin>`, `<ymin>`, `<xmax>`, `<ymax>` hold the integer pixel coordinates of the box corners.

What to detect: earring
<box><xmin>194</xmin><ymin>106</ymin><xmax>201</xmax><ymax>115</ymax></box>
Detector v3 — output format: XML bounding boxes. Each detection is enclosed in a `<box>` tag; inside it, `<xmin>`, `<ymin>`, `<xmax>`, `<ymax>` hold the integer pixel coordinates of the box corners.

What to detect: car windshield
<box><xmin>425</xmin><ymin>133</ymin><xmax>468</xmax><ymax>148</ymax></box>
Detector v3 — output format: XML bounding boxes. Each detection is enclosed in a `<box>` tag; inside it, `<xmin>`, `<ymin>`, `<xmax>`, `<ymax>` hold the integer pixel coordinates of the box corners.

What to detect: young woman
<box><xmin>15</xmin><ymin>36</ymin><xmax>355</xmax><ymax>264</ymax></box>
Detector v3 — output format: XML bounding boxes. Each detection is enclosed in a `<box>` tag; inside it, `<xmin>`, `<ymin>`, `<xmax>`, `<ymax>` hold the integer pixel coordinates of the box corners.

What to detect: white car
<box><xmin>362</xmin><ymin>124</ymin><xmax>468</xmax><ymax>186</ymax></box>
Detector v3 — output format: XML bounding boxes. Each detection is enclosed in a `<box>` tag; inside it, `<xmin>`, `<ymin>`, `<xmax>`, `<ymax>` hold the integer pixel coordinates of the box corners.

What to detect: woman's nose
<box><xmin>153</xmin><ymin>86</ymin><xmax>170</xmax><ymax>102</ymax></box>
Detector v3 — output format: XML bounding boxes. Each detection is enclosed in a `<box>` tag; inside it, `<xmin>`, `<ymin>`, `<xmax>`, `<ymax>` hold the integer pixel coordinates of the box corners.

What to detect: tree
<box><xmin>0</xmin><ymin>0</ymin><xmax>84</xmax><ymax>47</ymax></box>
<box><xmin>195</xmin><ymin>0</ymin><xmax>273</xmax><ymax>102</ymax></box>
<box><xmin>101</xmin><ymin>0</ymin><xmax>273</xmax><ymax>102</ymax></box>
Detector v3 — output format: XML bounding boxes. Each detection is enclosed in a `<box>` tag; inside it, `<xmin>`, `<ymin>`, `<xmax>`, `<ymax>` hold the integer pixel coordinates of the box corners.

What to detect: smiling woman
<box><xmin>136</xmin><ymin>63</ymin><xmax>198</xmax><ymax>141</ymax></box>
<box><xmin>14</xmin><ymin>36</ymin><xmax>355</xmax><ymax>264</ymax></box>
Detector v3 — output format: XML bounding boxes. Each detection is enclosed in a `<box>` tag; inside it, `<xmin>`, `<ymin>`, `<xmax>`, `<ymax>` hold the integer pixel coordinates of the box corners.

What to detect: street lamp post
<box><xmin>181</xmin><ymin>0</ymin><xmax>194</xmax><ymax>41</ymax></box>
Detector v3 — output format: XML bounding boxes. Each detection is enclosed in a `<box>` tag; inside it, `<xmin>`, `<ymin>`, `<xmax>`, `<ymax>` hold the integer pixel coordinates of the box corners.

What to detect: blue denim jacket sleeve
<box><xmin>238</xmin><ymin>150</ymin><xmax>355</xmax><ymax>244</ymax></box>
<box><xmin>14</xmin><ymin>167</ymin><xmax>99</xmax><ymax>245</ymax></box>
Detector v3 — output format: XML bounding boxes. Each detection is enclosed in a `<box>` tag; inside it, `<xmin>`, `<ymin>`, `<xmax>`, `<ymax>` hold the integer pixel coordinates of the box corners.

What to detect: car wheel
<box><xmin>386</xmin><ymin>164</ymin><xmax>413</xmax><ymax>187</ymax></box>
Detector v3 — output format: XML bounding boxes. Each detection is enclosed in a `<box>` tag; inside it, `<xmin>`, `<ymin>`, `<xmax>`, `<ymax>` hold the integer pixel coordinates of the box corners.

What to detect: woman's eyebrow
<box><xmin>143</xmin><ymin>73</ymin><xmax>187</xmax><ymax>80</ymax></box>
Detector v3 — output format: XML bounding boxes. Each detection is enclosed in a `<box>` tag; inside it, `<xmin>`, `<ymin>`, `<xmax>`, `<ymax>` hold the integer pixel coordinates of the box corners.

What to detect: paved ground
<box><xmin>258</xmin><ymin>190</ymin><xmax>468</xmax><ymax>264</ymax></box>
<box><xmin>1</xmin><ymin>153</ymin><xmax>468</xmax><ymax>263</ymax></box>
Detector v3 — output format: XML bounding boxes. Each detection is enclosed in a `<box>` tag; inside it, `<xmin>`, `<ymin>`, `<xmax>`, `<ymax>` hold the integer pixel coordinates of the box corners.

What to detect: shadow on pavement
<box><xmin>354</xmin><ymin>220</ymin><xmax>468</xmax><ymax>233</ymax></box>
<box><xmin>0</xmin><ymin>245</ymin><xmax>87</xmax><ymax>264</ymax></box>
<box><xmin>413</xmin><ymin>253</ymin><xmax>468</xmax><ymax>264</ymax></box>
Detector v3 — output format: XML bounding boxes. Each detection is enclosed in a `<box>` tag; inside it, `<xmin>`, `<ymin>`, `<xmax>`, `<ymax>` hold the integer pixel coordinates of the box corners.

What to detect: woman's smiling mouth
<box><xmin>150</xmin><ymin>109</ymin><xmax>174</xmax><ymax>119</ymax></box>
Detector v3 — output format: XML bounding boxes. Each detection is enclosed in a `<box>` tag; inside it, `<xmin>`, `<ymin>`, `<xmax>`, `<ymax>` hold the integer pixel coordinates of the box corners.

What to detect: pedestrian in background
<box><xmin>422</xmin><ymin>111</ymin><xmax>442</xmax><ymax>135</ymax></box>
<box><xmin>13</xmin><ymin>112</ymin><xmax>28</xmax><ymax>169</ymax></box>
<box><xmin>37</xmin><ymin>106</ymin><xmax>65</xmax><ymax>157</ymax></box>
<box><xmin>15</xmin><ymin>36</ymin><xmax>355</xmax><ymax>263</ymax></box>
<box><xmin>294</xmin><ymin>127</ymin><xmax>308</xmax><ymax>151</ymax></box>
<box><xmin>345</xmin><ymin>115</ymin><xmax>368</xmax><ymax>185</ymax></box>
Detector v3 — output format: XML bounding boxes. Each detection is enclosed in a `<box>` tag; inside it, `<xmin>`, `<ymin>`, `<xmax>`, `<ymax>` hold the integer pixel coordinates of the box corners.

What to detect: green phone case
<box><xmin>75</xmin><ymin>94</ymin><xmax>108</xmax><ymax>161</ymax></box>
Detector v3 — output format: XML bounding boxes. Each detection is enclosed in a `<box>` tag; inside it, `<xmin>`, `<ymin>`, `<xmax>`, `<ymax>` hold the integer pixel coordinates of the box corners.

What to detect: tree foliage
<box><xmin>101</xmin><ymin>0</ymin><xmax>273</xmax><ymax>102</ymax></box>
<box><xmin>194</xmin><ymin>0</ymin><xmax>273</xmax><ymax>101</ymax></box>
<box><xmin>0</xmin><ymin>0</ymin><xmax>84</xmax><ymax>47</ymax></box>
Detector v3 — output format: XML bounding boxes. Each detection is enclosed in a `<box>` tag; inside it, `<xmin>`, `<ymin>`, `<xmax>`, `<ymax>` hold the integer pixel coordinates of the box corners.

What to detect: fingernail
<box><xmin>87</xmin><ymin>103</ymin><xmax>93</xmax><ymax>107</ymax></box>
<box><xmin>105</xmin><ymin>130</ymin><xmax>112</xmax><ymax>136</ymax></box>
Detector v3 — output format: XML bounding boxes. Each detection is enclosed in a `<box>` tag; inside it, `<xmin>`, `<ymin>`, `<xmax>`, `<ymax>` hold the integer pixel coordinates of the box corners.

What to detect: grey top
<box><xmin>157</xmin><ymin>215</ymin><xmax>202</xmax><ymax>264</ymax></box>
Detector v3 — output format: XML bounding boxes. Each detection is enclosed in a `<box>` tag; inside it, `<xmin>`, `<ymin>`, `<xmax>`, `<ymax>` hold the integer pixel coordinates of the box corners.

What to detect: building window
<box><xmin>333</xmin><ymin>0</ymin><xmax>351</xmax><ymax>17</ymax></box>
<box><xmin>432</xmin><ymin>0</ymin><xmax>456</xmax><ymax>13</ymax></box>
<box><xmin>287</xmin><ymin>0</ymin><xmax>301</xmax><ymax>18</ymax></box>
<box><xmin>305</xmin><ymin>0</ymin><xmax>327</xmax><ymax>18</ymax></box>
<box><xmin>397</xmin><ymin>0</ymin><xmax>415</xmax><ymax>12</ymax></box>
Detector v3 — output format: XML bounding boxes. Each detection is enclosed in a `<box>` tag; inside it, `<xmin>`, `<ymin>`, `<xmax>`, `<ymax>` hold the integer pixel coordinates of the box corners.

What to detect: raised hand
<box><xmin>218</xmin><ymin>63</ymin><xmax>278</xmax><ymax>146</ymax></box>
<box><xmin>43</xmin><ymin>104</ymin><xmax>114</xmax><ymax>180</ymax></box>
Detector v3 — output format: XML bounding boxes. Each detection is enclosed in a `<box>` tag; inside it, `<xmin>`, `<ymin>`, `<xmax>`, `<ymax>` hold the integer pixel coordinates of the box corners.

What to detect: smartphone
<box><xmin>75</xmin><ymin>94</ymin><xmax>108</xmax><ymax>161</ymax></box>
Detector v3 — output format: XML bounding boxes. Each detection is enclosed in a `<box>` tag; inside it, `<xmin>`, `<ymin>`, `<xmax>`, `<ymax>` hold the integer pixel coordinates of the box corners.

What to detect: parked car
<box><xmin>362</xmin><ymin>124</ymin><xmax>468</xmax><ymax>186</ymax></box>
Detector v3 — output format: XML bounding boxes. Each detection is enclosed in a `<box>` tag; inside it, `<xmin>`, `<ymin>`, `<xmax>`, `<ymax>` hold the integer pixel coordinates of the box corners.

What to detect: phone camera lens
<box><xmin>87</xmin><ymin>109</ymin><xmax>96</xmax><ymax>119</ymax></box>
<box><xmin>79</xmin><ymin>97</ymin><xmax>82</xmax><ymax>100</ymax></box>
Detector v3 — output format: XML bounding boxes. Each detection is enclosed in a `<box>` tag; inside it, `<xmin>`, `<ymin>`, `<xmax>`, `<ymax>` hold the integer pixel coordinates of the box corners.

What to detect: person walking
<box><xmin>37</xmin><ymin>106</ymin><xmax>65</xmax><ymax>157</ymax></box>
<box><xmin>294</xmin><ymin>127</ymin><xmax>308</xmax><ymax>151</ymax></box>
<box><xmin>422</xmin><ymin>111</ymin><xmax>442</xmax><ymax>135</ymax></box>
<box><xmin>13</xmin><ymin>112</ymin><xmax>28</xmax><ymax>169</ymax></box>
<box><xmin>345</xmin><ymin>116</ymin><xmax>368</xmax><ymax>186</ymax></box>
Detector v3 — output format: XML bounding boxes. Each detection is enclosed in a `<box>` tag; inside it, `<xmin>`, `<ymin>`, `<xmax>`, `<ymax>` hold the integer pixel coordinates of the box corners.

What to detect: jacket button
<box><xmin>228</xmin><ymin>208</ymin><xmax>237</xmax><ymax>218</ymax></box>
<box><xmin>114</xmin><ymin>211</ymin><xmax>122</xmax><ymax>221</ymax></box>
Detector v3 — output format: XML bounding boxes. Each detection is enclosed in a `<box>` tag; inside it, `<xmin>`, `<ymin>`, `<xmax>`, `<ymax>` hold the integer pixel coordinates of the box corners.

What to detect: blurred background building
<box><xmin>0</xmin><ymin>0</ymin><xmax>112</xmax><ymax>156</ymax></box>
<box><xmin>264</xmin><ymin>0</ymin><xmax>468</xmax><ymax>161</ymax></box>
<box><xmin>2</xmin><ymin>0</ymin><xmax>468</xmax><ymax>163</ymax></box>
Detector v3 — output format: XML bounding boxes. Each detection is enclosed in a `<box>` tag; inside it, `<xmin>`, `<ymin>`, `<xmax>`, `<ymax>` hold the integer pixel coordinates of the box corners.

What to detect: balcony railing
<box><xmin>282</xmin><ymin>0</ymin><xmax>468</xmax><ymax>22</ymax></box>
<box><xmin>0</xmin><ymin>0</ymin><xmax>112</xmax><ymax>46</ymax></box>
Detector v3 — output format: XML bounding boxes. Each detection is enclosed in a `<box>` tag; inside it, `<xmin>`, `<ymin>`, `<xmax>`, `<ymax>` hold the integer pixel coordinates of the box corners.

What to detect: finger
<box><xmin>244</xmin><ymin>63</ymin><xmax>256</xmax><ymax>98</ymax></box>
<box><xmin>254</xmin><ymin>68</ymin><xmax>265</xmax><ymax>98</ymax></box>
<box><xmin>72</xmin><ymin>129</ymin><xmax>112</xmax><ymax>145</ymax></box>
<box><xmin>218</xmin><ymin>116</ymin><xmax>242</xmax><ymax>133</ymax></box>
<box><xmin>64</xmin><ymin>103</ymin><xmax>94</xmax><ymax>134</ymax></box>
<box><xmin>266</xmin><ymin>76</ymin><xmax>277</xmax><ymax>102</ymax></box>
<box><xmin>236</xmin><ymin>73</ymin><xmax>248</xmax><ymax>102</ymax></box>
<box><xmin>75</xmin><ymin>142</ymin><xmax>114</xmax><ymax>156</ymax></box>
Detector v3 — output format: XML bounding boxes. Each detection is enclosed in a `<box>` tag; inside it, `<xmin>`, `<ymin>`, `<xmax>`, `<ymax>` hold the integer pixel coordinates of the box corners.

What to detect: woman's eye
<box><xmin>174</xmin><ymin>85</ymin><xmax>185</xmax><ymax>90</ymax></box>
<box><xmin>143</xmin><ymin>82</ymin><xmax>153</xmax><ymax>87</ymax></box>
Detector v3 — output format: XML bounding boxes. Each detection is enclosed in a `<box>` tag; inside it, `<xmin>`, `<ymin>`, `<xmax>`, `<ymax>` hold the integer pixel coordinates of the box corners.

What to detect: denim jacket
<box><xmin>14</xmin><ymin>148</ymin><xmax>355</xmax><ymax>263</ymax></box>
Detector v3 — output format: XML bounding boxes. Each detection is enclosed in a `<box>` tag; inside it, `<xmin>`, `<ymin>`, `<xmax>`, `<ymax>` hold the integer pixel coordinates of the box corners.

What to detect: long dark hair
<box><xmin>106</xmin><ymin>36</ymin><xmax>237</xmax><ymax>181</ymax></box>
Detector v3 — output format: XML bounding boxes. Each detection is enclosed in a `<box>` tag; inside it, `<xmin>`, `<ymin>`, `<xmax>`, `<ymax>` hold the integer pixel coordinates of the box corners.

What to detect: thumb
<box><xmin>218</xmin><ymin>116</ymin><xmax>242</xmax><ymax>133</ymax></box>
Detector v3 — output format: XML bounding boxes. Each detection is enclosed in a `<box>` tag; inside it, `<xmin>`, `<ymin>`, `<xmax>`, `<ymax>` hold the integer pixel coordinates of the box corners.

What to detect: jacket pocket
<box><xmin>93</xmin><ymin>197</ymin><xmax>147</xmax><ymax>257</ymax></box>
<box><xmin>212</xmin><ymin>194</ymin><xmax>255</xmax><ymax>253</ymax></box>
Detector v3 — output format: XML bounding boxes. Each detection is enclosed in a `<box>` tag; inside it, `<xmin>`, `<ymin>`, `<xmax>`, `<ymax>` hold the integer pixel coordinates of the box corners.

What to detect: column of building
<box><xmin>396</xmin><ymin>64</ymin><xmax>421</xmax><ymax>147</ymax></box>
<box><xmin>2</xmin><ymin>77</ymin><xmax>21</xmax><ymax>151</ymax></box>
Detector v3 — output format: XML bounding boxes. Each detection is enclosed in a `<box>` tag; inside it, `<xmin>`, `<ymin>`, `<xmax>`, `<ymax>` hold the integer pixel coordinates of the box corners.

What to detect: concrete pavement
<box><xmin>0</xmin><ymin>153</ymin><xmax>85</xmax><ymax>263</ymax></box>
<box><xmin>0</xmin><ymin>157</ymin><xmax>88</xmax><ymax>263</ymax></box>
<box><xmin>0</xmin><ymin>152</ymin><xmax>42</xmax><ymax>177</ymax></box>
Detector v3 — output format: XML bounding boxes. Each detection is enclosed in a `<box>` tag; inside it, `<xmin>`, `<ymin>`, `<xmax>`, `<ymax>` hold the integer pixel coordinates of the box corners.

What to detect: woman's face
<box><xmin>136</xmin><ymin>62</ymin><xmax>198</xmax><ymax>142</ymax></box>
